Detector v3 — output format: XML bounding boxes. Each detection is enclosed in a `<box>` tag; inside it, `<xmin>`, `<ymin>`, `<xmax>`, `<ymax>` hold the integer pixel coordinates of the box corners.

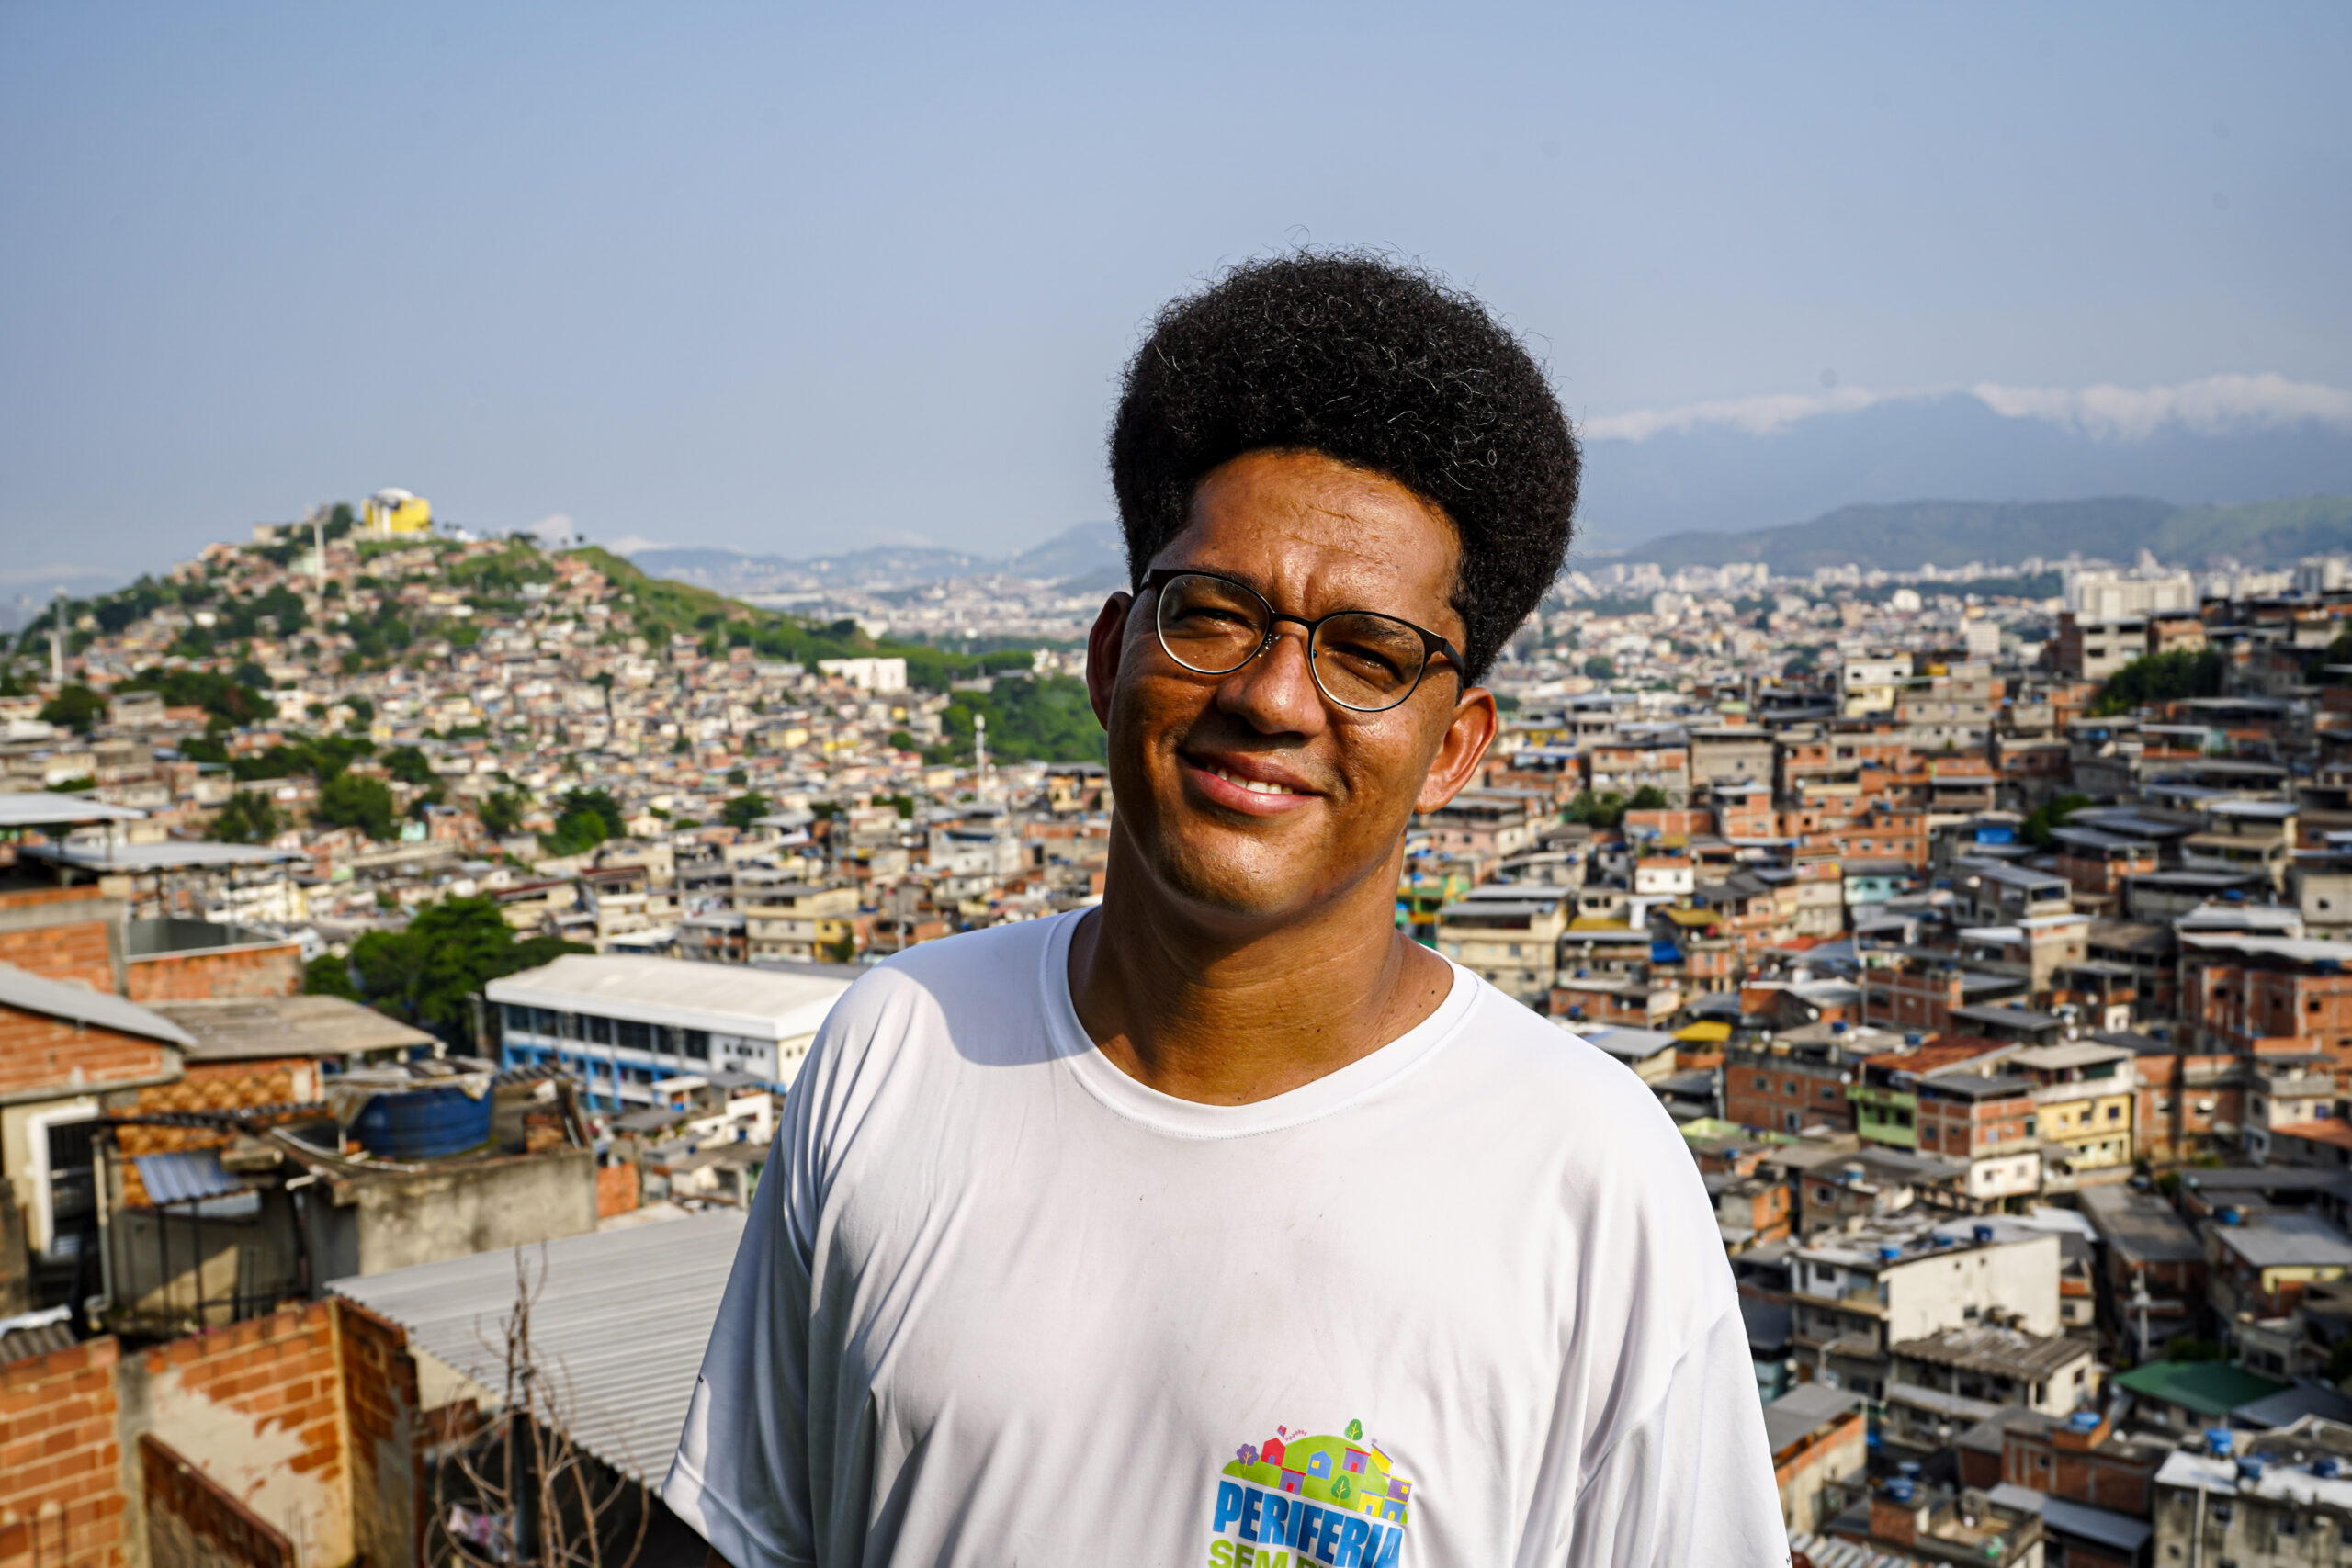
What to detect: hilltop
<box><xmin>1615</xmin><ymin>494</ymin><xmax>2352</xmax><ymax>575</ymax></box>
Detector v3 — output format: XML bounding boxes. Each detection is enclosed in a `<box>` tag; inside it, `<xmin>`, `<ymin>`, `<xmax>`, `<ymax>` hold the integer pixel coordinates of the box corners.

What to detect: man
<box><xmin>665</xmin><ymin>254</ymin><xmax>1784</xmax><ymax>1566</ymax></box>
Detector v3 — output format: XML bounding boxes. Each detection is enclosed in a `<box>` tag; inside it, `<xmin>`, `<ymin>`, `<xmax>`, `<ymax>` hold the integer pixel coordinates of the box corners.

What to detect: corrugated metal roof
<box><xmin>19</xmin><ymin>839</ymin><xmax>296</xmax><ymax>870</ymax></box>
<box><xmin>0</xmin><ymin>961</ymin><xmax>193</xmax><ymax>1045</ymax></box>
<box><xmin>0</xmin><ymin>794</ymin><xmax>145</xmax><ymax>827</ymax></box>
<box><xmin>0</xmin><ymin>1305</ymin><xmax>78</xmax><ymax>1365</ymax></box>
<box><xmin>330</xmin><ymin>1210</ymin><xmax>746</xmax><ymax>1483</ymax></box>
<box><xmin>486</xmin><ymin>954</ymin><xmax>850</xmax><ymax>1042</ymax></box>
<box><xmin>134</xmin><ymin>1150</ymin><xmax>243</xmax><ymax>1205</ymax></box>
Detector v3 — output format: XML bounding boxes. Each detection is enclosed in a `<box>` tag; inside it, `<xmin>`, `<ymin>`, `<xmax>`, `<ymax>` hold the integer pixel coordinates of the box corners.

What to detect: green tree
<box><xmin>544</xmin><ymin>787</ymin><xmax>624</xmax><ymax>856</ymax></box>
<box><xmin>210</xmin><ymin>791</ymin><xmax>282</xmax><ymax>844</ymax></box>
<box><xmin>315</xmin><ymin>773</ymin><xmax>398</xmax><ymax>840</ymax></box>
<box><xmin>382</xmin><ymin>745</ymin><xmax>435</xmax><ymax>785</ymax></box>
<box><xmin>922</xmin><ymin>675</ymin><xmax>1104</xmax><ymax>766</ymax></box>
<box><xmin>2020</xmin><ymin>792</ymin><xmax>2094</xmax><ymax>850</ymax></box>
<box><xmin>1581</xmin><ymin>656</ymin><xmax>1616</xmax><ymax>681</ymax></box>
<box><xmin>721</xmin><ymin>792</ymin><xmax>774</xmax><ymax>831</ymax></box>
<box><xmin>345</xmin><ymin>897</ymin><xmax>588</xmax><ymax>1043</ymax></box>
<box><xmin>302</xmin><ymin>952</ymin><xmax>360</xmax><ymax>1001</ymax></box>
<box><xmin>1566</xmin><ymin>790</ymin><xmax>1629</xmax><ymax>830</ymax></box>
<box><xmin>478</xmin><ymin>789</ymin><xmax>527</xmax><ymax>838</ymax></box>
<box><xmin>1626</xmin><ymin>785</ymin><xmax>1670</xmax><ymax>811</ymax></box>
<box><xmin>120</xmin><ymin>665</ymin><xmax>271</xmax><ymax>727</ymax></box>
<box><xmin>39</xmin><ymin>684</ymin><xmax>105</xmax><ymax>734</ymax></box>
<box><xmin>2091</xmin><ymin>649</ymin><xmax>2224</xmax><ymax>716</ymax></box>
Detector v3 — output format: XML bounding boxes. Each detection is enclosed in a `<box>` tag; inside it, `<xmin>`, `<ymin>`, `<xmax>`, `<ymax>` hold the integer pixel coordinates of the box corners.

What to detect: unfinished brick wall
<box><xmin>0</xmin><ymin>888</ymin><xmax>118</xmax><ymax>993</ymax></box>
<box><xmin>140</xmin><ymin>1303</ymin><xmax>352</xmax><ymax>1568</ymax></box>
<box><xmin>140</xmin><ymin>1434</ymin><xmax>294</xmax><ymax>1568</ymax></box>
<box><xmin>0</xmin><ymin>1336</ymin><xmax>127</xmax><ymax>1568</ymax></box>
<box><xmin>126</xmin><ymin>945</ymin><xmax>301</xmax><ymax>1004</ymax></box>
<box><xmin>336</xmin><ymin>1302</ymin><xmax>419</xmax><ymax>1568</ymax></box>
<box><xmin>0</xmin><ymin>1009</ymin><xmax>169</xmax><ymax>1099</ymax></box>
<box><xmin>596</xmin><ymin>1161</ymin><xmax>640</xmax><ymax>1219</ymax></box>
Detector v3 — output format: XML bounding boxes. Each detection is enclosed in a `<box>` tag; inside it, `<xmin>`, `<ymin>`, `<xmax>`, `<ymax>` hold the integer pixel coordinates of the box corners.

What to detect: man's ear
<box><xmin>1416</xmin><ymin>686</ymin><xmax>1499</xmax><ymax>815</ymax></box>
<box><xmin>1085</xmin><ymin>592</ymin><xmax>1134</xmax><ymax>729</ymax></box>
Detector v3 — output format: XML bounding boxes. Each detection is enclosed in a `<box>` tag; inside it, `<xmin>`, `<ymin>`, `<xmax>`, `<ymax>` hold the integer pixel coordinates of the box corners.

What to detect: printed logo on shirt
<box><xmin>1204</xmin><ymin>1419</ymin><xmax>1410</xmax><ymax>1568</ymax></box>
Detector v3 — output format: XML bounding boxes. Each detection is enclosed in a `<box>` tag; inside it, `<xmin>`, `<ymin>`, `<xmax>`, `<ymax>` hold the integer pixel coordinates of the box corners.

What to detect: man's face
<box><xmin>1086</xmin><ymin>448</ymin><xmax>1498</xmax><ymax>929</ymax></box>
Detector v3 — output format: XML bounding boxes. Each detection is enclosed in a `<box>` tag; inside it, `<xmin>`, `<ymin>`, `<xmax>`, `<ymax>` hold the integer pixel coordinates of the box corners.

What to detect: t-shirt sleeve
<box><xmin>1563</xmin><ymin>1302</ymin><xmax>1790</xmax><ymax>1568</ymax></box>
<box><xmin>661</xmin><ymin>1093</ymin><xmax>820</xmax><ymax>1568</ymax></box>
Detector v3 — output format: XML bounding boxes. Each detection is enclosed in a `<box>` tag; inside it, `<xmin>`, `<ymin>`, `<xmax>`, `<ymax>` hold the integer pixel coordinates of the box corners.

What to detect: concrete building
<box><xmin>1434</xmin><ymin>884</ymin><xmax>1573</xmax><ymax>1006</ymax></box>
<box><xmin>488</xmin><ymin>953</ymin><xmax>853</xmax><ymax>1105</ymax></box>
<box><xmin>2153</xmin><ymin>1422</ymin><xmax>2352</xmax><ymax>1568</ymax></box>
<box><xmin>1763</xmin><ymin>1382</ymin><xmax>1867</xmax><ymax>1534</ymax></box>
<box><xmin>2006</xmin><ymin>1042</ymin><xmax>2138</xmax><ymax>1190</ymax></box>
<box><xmin>1790</xmin><ymin>1218</ymin><xmax>2062</xmax><ymax>1399</ymax></box>
<box><xmin>361</xmin><ymin>485</ymin><xmax>433</xmax><ymax>536</ymax></box>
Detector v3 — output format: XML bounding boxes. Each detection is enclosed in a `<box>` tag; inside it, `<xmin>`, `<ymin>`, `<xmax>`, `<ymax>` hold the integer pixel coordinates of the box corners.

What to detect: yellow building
<box><xmin>2007</xmin><ymin>1041</ymin><xmax>2136</xmax><ymax>1187</ymax></box>
<box><xmin>362</xmin><ymin>487</ymin><xmax>433</xmax><ymax>536</ymax></box>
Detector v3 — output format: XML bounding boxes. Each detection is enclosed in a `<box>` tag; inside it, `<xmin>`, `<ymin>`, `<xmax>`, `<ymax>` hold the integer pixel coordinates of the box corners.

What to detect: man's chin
<box><xmin>1147</xmin><ymin>852</ymin><xmax>1320</xmax><ymax>927</ymax></box>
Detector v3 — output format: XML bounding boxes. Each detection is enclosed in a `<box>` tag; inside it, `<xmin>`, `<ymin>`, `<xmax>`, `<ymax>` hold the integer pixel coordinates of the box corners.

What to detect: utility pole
<box><xmin>311</xmin><ymin>503</ymin><xmax>328</xmax><ymax>589</ymax></box>
<box><xmin>974</xmin><ymin>713</ymin><xmax>989</xmax><ymax>782</ymax></box>
<box><xmin>48</xmin><ymin>587</ymin><xmax>66</xmax><ymax>685</ymax></box>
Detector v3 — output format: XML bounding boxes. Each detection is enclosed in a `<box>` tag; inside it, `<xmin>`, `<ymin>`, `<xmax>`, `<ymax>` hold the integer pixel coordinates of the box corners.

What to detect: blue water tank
<box><xmin>2317</xmin><ymin>1456</ymin><xmax>2342</xmax><ymax>1479</ymax></box>
<box><xmin>1973</xmin><ymin>1223</ymin><xmax>1996</xmax><ymax>1244</ymax></box>
<box><xmin>2220</xmin><ymin>1206</ymin><xmax>2245</xmax><ymax>1226</ymax></box>
<box><xmin>2067</xmin><ymin>1410</ymin><xmax>2101</xmax><ymax>1432</ymax></box>
<box><xmin>1885</xmin><ymin>1479</ymin><xmax>1915</xmax><ymax>1503</ymax></box>
<box><xmin>2206</xmin><ymin>1428</ymin><xmax>2234</xmax><ymax>1457</ymax></box>
<box><xmin>352</xmin><ymin>1085</ymin><xmax>493</xmax><ymax>1160</ymax></box>
<box><xmin>2236</xmin><ymin>1455</ymin><xmax>2267</xmax><ymax>1482</ymax></box>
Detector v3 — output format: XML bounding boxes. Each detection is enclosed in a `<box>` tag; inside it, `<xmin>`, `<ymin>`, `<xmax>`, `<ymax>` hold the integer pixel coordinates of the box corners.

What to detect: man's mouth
<box><xmin>1203</xmin><ymin>762</ymin><xmax>1298</xmax><ymax>796</ymax></box>
<box><xmin>1178</xmin><ymin>750</ymin><xmax>1319</xmax><ymax>812</ymax></box>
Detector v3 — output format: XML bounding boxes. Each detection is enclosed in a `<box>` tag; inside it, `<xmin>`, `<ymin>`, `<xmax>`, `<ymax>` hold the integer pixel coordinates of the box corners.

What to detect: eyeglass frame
<box><xmin>1136</xmin><ymin>566</ymin><xmax>1469</xmax><ymax>714</ymax></box>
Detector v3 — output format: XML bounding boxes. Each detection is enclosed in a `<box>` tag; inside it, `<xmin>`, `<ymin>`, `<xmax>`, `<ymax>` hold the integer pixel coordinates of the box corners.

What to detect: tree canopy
<box><xmin>2090</xmin><ymin>649</ymin><xmax>2223</xmax><ymax>716</ymax></box>
<box><xmin>305</xmin><ymin>896</ymin><xmax>587</xmax><ymax>1044</ymax></box>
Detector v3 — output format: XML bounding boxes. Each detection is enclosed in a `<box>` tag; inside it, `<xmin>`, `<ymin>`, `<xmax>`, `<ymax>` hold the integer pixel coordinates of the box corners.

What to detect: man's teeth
<box><xmin>1209</xmin><ymin>765</ymin><xmax>1294</xmax><ymax>795</ymax></box>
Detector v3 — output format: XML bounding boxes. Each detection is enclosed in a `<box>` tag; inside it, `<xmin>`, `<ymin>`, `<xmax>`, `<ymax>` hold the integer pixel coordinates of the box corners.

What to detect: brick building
<box><xmin>2177</xmin><ymin>931</ymin><xmax>2352</xmax><ymax>1061</ymax></box>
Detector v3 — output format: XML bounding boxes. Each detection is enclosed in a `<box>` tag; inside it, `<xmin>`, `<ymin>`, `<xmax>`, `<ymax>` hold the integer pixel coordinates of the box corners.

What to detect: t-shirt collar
<box><xmin>1039</xmin><ymin>908</ymin><xmax>1477</xmax><ymax>1140</ymax></box>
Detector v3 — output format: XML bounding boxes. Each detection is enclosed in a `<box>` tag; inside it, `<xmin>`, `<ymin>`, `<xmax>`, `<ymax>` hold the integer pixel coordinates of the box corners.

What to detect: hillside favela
<box><xmin>19</xmin><ymin>479</ymin><xmax>2352</xmax><ymax>1568</ymax></box>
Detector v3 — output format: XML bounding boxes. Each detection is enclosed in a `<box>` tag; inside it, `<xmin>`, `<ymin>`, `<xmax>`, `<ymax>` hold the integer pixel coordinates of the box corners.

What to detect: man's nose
<box><xmin>1213</xmin><ymin>626</ymin><xmax>1327</xmax><ymax>735</ymax></box>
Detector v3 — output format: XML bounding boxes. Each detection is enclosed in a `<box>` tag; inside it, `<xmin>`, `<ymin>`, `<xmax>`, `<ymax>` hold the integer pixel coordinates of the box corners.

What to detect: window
<box><xmin>682</xmin><ymin>1029</ymin><xmax>710</xmax><ymax>1061</ymax></box>
<box><xmin>616</xmin><ymin>1018</ymin><xmax>653</xmax><ymax>1051</ymax></box>
<box><xmin>2108</xmin><ymin>1105</ymin><xmax>2122</xmax><ymax>1122</ymax></box>
<box><xmin>41</xmin><ymin>1117</ymin><xmax>96</xmax><ymax>1260</ymax></box>
<box><xmin>504</xmin><ymin>1002</ymin><xmax>532</xmax><ymax>1033</ymax></box>
<box><xmin>584</xmin><ymin>1014</ymin><xmax>614</xmax><ymax>1045</ymax></box>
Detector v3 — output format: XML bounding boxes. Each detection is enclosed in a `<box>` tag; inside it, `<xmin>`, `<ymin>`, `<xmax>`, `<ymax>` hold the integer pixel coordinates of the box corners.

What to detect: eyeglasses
<box><xmin>1140</xmin><ymin>568</ymin><xmax>1465</xmax><ymax>714</ymax></box>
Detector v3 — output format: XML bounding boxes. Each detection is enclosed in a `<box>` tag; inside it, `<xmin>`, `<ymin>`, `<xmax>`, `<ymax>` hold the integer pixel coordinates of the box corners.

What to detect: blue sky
<box><xmin>3</xmin><ymin>1</ymin><xmax>2347</xmax><ymax>574</ymax></box>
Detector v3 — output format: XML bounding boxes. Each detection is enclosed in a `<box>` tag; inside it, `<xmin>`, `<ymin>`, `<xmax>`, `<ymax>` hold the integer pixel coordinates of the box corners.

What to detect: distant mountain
<box><xmin>1573</xmin><ymin>390</ymin><xmax>2352</xmax><ymax>553</ymax></box>
<box><xmin>1005</xmin><ymin>522</ymin><xmax>1122</xmax><ymax>581</ymax></box>
<box><xmin>1624</xmin><ymin>494</ymin><xmax>2352</xmax><ymax>574</ymax></box>
<box><xmin>627</xmin><ymin>522</ymin><xmax>1120</xmax><ymax>594</ymax></box>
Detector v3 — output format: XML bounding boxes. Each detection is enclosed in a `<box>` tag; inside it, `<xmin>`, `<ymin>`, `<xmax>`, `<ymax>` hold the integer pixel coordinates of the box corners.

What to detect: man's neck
<box><xmin>1067</xmin><ymin>839</ymin><xmax>1455</xmax><ymax>1105</ymax></box>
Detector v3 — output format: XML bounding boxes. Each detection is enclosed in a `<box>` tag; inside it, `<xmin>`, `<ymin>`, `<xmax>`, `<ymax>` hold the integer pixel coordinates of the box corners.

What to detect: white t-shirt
<box><xmin>663</xmin><ymin>911</ymin><xmax>1786</xmax><ymax>1567</ymax></box>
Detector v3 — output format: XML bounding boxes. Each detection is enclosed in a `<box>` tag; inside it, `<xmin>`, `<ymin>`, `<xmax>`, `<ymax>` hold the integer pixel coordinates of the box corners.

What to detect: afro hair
<box><xmin>1110</xmin><ymin>251</ymin><xmax>1578</xmax><ymax>685</ymax></box>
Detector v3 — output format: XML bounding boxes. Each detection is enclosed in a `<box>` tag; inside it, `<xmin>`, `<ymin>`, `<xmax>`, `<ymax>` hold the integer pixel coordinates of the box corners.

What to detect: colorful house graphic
<box><xmin>1219</xmin><ymin>1421</ymin><xmax>1414</xmax><ymax>1529</ymax></box>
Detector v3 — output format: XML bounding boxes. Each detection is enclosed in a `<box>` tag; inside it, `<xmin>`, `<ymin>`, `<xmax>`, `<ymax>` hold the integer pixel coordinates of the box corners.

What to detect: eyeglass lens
<box><xmin>1154</xmin><ymin>572</ymin><xmax>1428</xmax><ymax>712</ymax></box>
